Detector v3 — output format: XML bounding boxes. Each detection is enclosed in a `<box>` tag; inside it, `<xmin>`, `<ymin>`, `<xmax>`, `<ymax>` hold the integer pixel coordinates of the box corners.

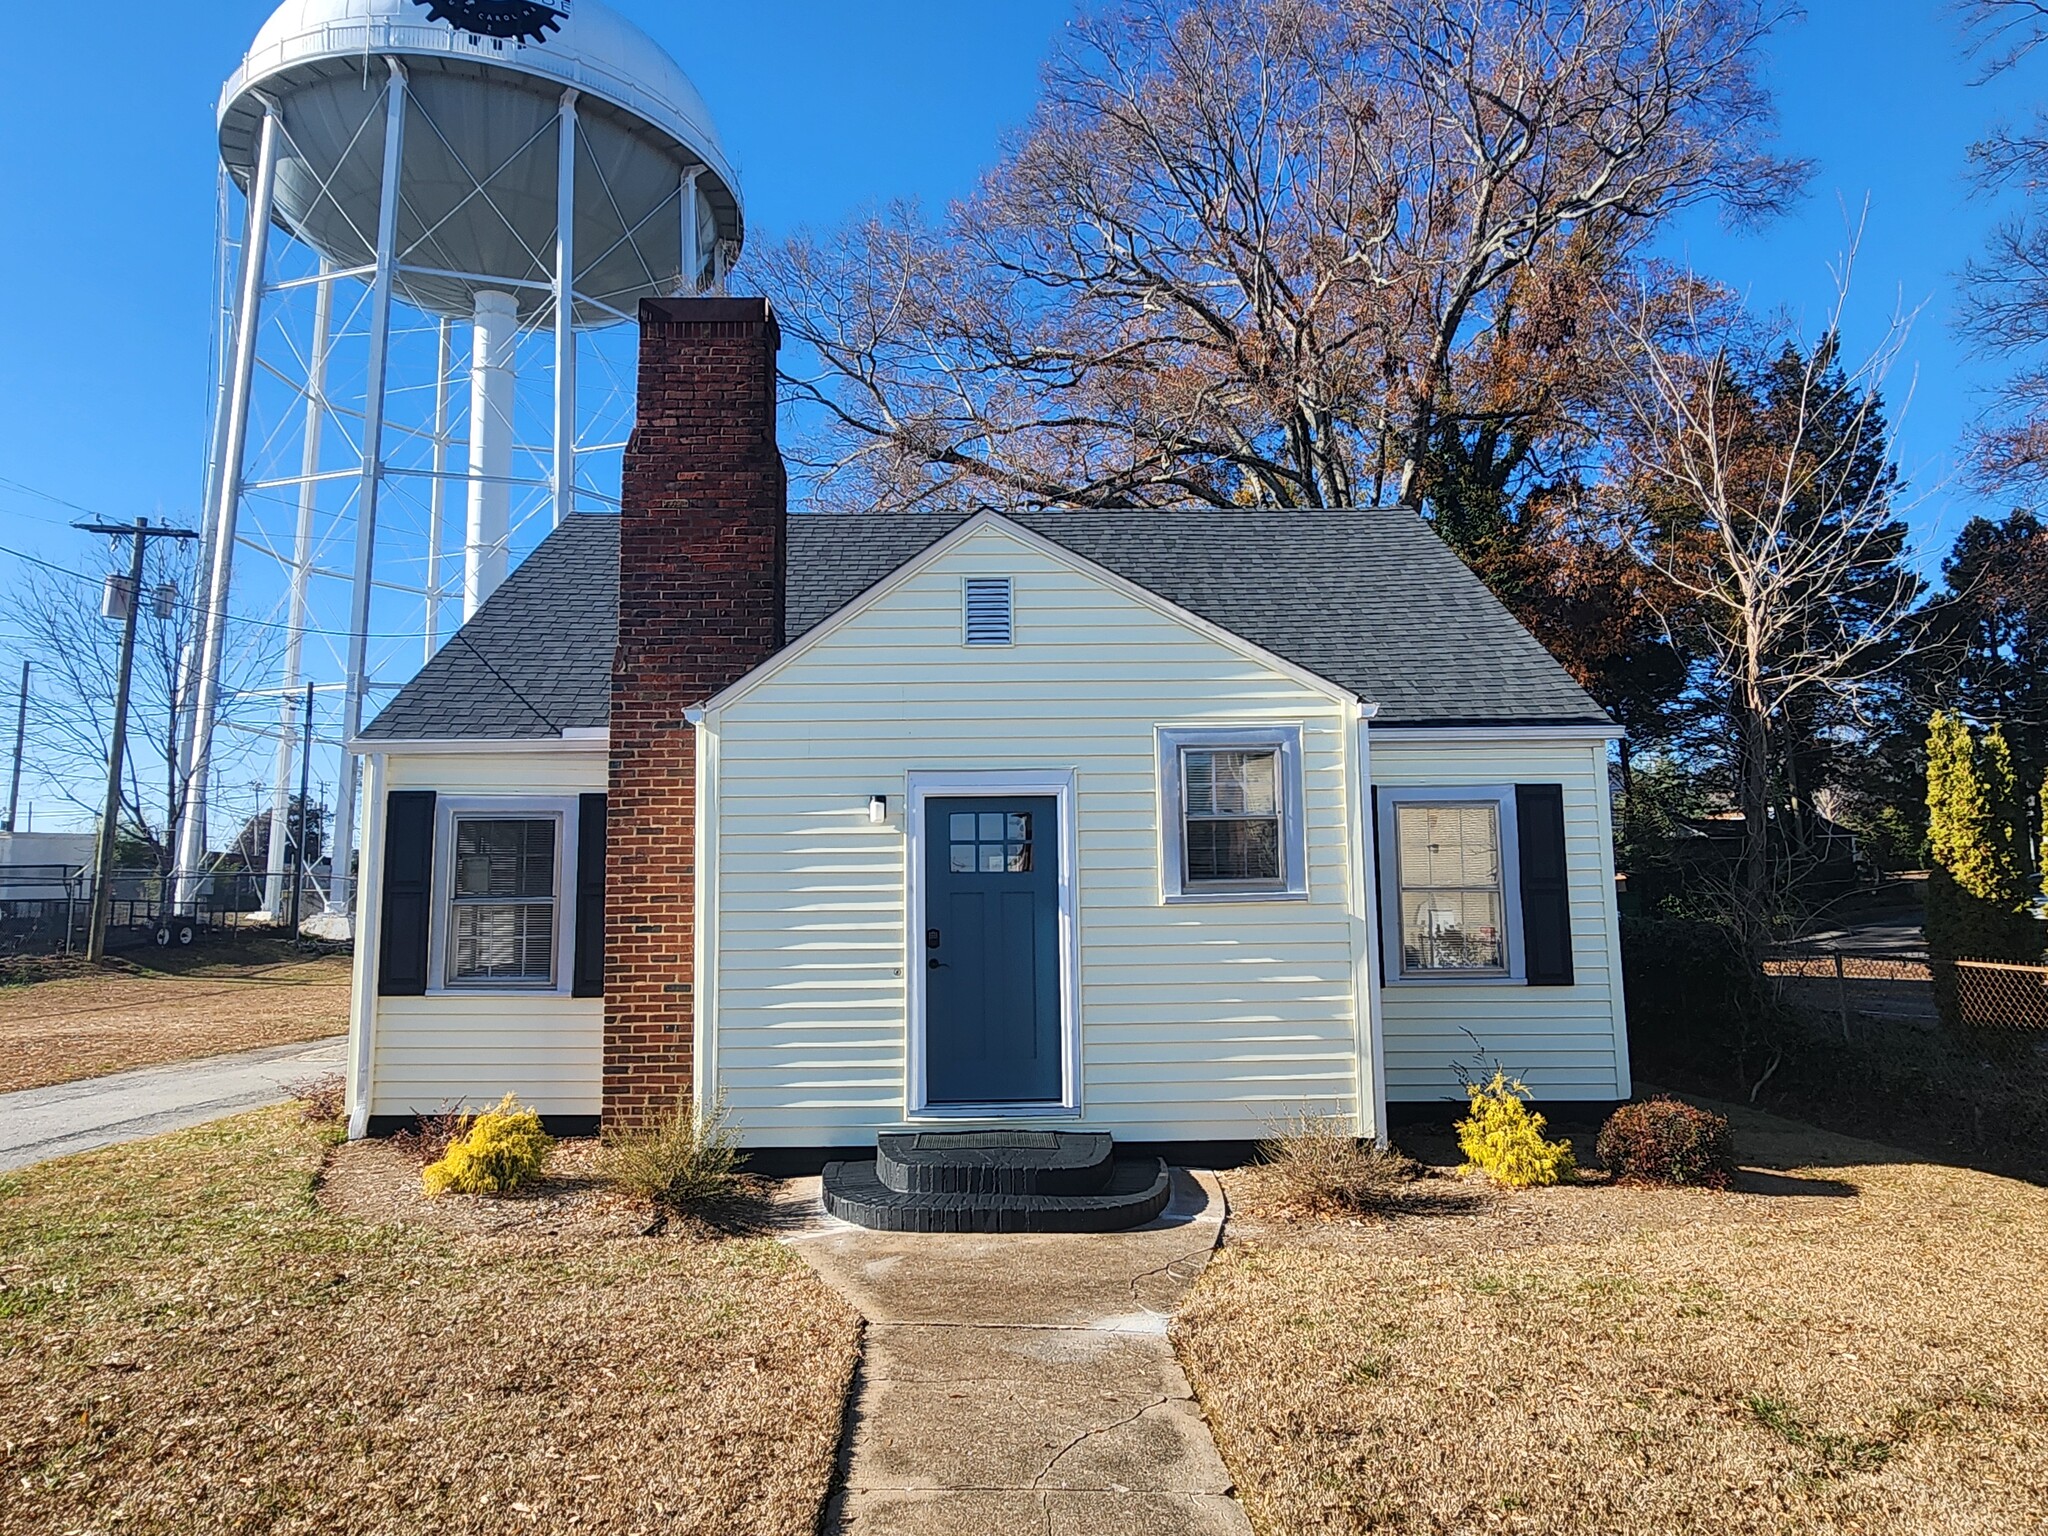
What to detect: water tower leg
<box><xmin>464</xmin><ymin>290</ymin><xmax>518</xmax><ymax>619</ymax></box>
<box><xmin>425</xmin><ymin>317</ymin><xmax>453</xmax><ymax>662</ymax></box>
<box><xmin>175</xmin><ymin>101</ymin><xmax>281</xmax><ymax>915</ymax></box>
<box><xmin>554</xmin><ymin>89</ymin><xmax>579</xmax><ymax>528</ymax></box>
<box><xmin>264</xmin><ymin>260</ymin><xmax>334</xmax><ymax>920</ymax></box>
<box><xmin>679</xmin><ymin>166</ymin><xmax>702</xmax><ymax>295</ymax></box>
<box><xmin>332</xmin><ymin>57</ymin><xmax>410</xmax><ymax>919</ymax></box>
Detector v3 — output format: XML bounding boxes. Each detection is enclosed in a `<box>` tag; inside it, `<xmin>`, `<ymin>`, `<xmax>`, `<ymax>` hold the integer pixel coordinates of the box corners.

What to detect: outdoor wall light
<box><xmin>869</xmin><ymin>795</ymin><xmax>889</xmax><ymax>825</ymax></box>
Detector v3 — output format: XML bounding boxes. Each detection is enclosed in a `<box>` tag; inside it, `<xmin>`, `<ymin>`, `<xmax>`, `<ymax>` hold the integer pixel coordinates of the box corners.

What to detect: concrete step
<box><xmin>823</xmin><ymin>1150</ymin><xmax>1171</xmax><ymax>1234</ymax></box>
<box><xmin>875</xmin><ymin>1129</ymin><xmax>1116</xmax><ymax>1195</ymax></box>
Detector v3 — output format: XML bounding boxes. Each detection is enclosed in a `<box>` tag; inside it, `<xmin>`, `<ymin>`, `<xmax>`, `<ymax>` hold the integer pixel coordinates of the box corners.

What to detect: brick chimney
<box><xmin>606</xmin><ymin>297</ymin><xmax>785</xmax><ymax>1125</ymax></box>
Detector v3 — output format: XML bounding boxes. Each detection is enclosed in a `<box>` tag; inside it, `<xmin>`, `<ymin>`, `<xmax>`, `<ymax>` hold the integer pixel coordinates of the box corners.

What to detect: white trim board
<box><xmin>904</xmin><ymin>769</ymin><xmax>1082</xmax><ymax>1120</ymax></box>
<box><xmin>346</xmin><ymin>734</ymin><xmax>610</xmax><ymax>756</ymax></box>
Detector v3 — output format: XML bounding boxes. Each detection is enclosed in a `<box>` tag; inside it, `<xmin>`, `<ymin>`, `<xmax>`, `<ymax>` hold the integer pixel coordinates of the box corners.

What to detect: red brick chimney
<box><xmin>606</xmin><ymin>297</ymin><xmax>785</xmax><ymax>1125</ymax></box>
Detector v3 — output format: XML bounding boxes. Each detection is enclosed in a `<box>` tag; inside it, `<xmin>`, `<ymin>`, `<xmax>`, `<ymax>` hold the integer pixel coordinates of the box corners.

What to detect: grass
<box><xmin>1175</xmin><ymin>1102</ymin><xmax>2048</xmax><ymax>1536</ymax></box>
<box><xmin>0</xmin><ymin>941</ymin><xmax>350</xmax><ymax>1092</ymax></box>
<box><xmin>0</xmin><ymin>1108</ymin><xmax>861</xmax><ymax>1534</ymax></box>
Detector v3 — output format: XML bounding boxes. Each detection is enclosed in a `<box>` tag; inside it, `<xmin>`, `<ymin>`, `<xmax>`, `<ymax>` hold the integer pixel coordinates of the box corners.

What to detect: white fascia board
<box><xmin>345</xmin><ymin>734</ymin><xmax>610</xmax><ymax>756</ymax></box>
<box><xmin>1368</xmin><ymin>723</ymin><xmax>1622</xmax><ymax>745</ymax></box>
<box><xmin>696</xmin><ymin>509</ymin><xmax>1365</xmax><ymax>718</ymax></box>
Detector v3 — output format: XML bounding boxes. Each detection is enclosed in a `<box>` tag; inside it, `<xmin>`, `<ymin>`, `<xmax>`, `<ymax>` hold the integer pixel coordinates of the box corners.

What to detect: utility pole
<box><xmin>289</xmin><ymin>681</ymin><xmax>314</xmax><ymax>937</ymax></box>
<box><xmin>76</xmin><ymin>519</ymin><xmax>199</xmax><ymax>962</ymax></box>
<box><xmin>4</xmin><ymin>660</ymin><xmax>26</xmax><ymax>833</ymax></box>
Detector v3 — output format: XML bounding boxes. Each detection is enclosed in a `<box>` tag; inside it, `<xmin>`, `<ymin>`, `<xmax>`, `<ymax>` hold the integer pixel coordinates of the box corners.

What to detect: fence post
<box><xmin>1832</xmin><ymin>950</ymin><xmax>1851</xmax><ymax>1043</ymax></box>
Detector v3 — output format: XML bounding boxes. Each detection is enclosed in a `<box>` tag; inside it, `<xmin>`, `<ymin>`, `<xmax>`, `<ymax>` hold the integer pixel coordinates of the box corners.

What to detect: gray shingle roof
<box><xmin>360</xmin><ymin>512</ymin><xmax>618</xmax><ymax>741</ymax></box>
<box><xmin>363</xmin><ymin>507</ymin><xmax>1609</xmax><ymax>740</ymax></box>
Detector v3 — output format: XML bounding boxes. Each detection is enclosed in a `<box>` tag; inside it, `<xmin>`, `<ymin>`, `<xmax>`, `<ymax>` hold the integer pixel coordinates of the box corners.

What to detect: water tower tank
<box><xmin>176</xmin><ymin>0</ymin><xmax>742</xmax><ymax>922</ymax></box>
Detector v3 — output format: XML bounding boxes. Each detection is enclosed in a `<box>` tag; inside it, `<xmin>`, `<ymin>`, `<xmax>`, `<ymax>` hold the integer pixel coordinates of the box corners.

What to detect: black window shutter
<box><xmin>378</xmin><ymin>790</ymin><xmax>436</xmax><ymax>996</ymax></box>
<box><xmin>573</xmin><ymin>793</ymin><xmax>607</xmax><ymax>998</ymax></box>
<box><xmin>1515</xmin><ymin>783</ymin><xmax>1574</xmax><ymax>986</ymax></box>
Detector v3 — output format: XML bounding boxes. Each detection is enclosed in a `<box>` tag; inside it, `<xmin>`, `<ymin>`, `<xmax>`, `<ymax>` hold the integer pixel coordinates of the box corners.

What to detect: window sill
<box><xmin>1162</xmin><ymin>888</ymin><xmax>1309</xmax><ymax>906</ymax></box>
<box><xmin>1382</xmin><ymin>973</ymin><xmax>1527</xmax><ymax>988</ymax></box>
<box><xmin>425</xmin><ymin>983</ymin><xmax>571</xmax><ymax>998</ymax></box>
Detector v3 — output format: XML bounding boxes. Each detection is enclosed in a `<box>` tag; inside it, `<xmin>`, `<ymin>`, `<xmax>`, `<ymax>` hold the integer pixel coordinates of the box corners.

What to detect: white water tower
<box><xmin>177</xmin><ymin>0</ymin><xmax>742</xmax><ymax>917</ymax></box>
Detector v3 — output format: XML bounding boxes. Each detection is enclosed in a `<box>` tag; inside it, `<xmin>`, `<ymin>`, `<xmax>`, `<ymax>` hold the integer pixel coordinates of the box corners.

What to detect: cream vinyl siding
<box><xmin>704</xmin><ymin>523</ymin><xmax>1365</xmax><ymax>1146</ymax></box>
<box><xmin>368</xmin><ymin>746</ymin><xmax>606</xmax><ymax>1119</ymax></box>
<box><xmin>1372</xmin><ymin>734</ymin><xmax>1628</xmax><ymax>1101</ymax></box>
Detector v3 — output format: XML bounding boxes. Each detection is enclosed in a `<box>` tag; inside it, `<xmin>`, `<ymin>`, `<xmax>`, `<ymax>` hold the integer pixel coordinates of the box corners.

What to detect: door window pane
<box><xmin>1395</xmin><ymin>802</ymin><xmax>1508</xmax><ymax>975</ymax></box>
<box><xmin>947</xmin><ymin>807</ymin><xmax>1035</xmax><ymax>878</ymax></box>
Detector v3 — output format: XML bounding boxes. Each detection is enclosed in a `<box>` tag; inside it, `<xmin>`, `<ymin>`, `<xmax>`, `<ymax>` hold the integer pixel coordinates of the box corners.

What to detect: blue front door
<box><xmin>924</xmin><ymin>796</ymin><xmax>1062</xmax><ymax>1106</ymax></box>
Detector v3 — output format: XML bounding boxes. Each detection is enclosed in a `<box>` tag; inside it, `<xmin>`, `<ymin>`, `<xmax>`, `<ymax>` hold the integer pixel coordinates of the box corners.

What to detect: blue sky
<box><xmin>0</xmin><ymin>1</ymin><xmax>2034</xmax><ymax>565</ymax></box>
<box><xmin>0</xmin><ymin>1</ymin><xmax>2039</xmax><ymax>831</ymax></box>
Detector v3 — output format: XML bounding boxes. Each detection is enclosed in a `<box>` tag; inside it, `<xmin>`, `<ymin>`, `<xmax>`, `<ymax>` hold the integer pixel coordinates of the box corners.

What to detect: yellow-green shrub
<box><xmin>421</xmin><ymin>1095</ymin><xmax>553</xmax><ymax>1197</ymax></box>
<box><xmin>1455</xmin><ymin>1071</ymin><xmax>1576</xmax><ymax>1188</ymax></box>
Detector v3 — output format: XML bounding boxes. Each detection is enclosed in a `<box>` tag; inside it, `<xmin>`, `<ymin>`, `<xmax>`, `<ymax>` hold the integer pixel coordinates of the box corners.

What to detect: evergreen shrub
<box><xmin>1596</xmin><ymin>1098</ymin><xmax>1736</xmax><ymax>1188</ymax></box>
<box><xmin>421</xmin><ymin>1095</ymin><xmax>554</xmax><ymax>1197</ymax></box>
<box><xmin>1455</xmin><ymin>1072</ymin><xmax>1577</xmax><ymax>1188</ymax></box>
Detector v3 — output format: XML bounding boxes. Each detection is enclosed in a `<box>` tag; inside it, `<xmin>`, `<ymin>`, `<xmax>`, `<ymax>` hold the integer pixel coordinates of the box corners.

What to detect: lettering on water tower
<box><xmin>410</xmin><ymin>1</ymin><xmax>569</xmax><ymax>46</ymax></box>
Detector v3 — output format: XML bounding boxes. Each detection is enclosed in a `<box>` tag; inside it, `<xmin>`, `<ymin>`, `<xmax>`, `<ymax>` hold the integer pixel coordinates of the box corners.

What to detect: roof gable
<box><xmin>698</xmin><ymin>512</ymin><xmax>1358</xmax><ymax>717</ymax></box>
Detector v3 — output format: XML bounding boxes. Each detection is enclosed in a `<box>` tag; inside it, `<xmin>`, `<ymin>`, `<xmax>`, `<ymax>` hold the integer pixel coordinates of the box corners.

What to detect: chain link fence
<box><xmin>1953</xmin><ymin>959</ymin><xmax>2048</xmax><ymax>1039</ymax></box>
<box><xmin>1764</xmin><ymin>947</ymin><xmax>1938</xmax><ymax>1039</ymax></box>
<box><xmin>0</xmin><ymin>866</ymin><xmax>351</xmax><ymax>955</ymax></box>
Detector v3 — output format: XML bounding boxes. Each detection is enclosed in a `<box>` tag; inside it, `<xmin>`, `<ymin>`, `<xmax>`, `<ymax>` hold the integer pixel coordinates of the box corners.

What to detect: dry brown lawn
<box><xmin>0</xmin><ymin>1109</ymin><xmax>861</xmax><ymax>1534</ymax></box>
<box><xmin>1178</xmin><ymin>1104</ymin><xmax>2048</xmax><ymax>1536</ymax></box>
<box><xmin>0</xmin><ymin>947</ymin><xmax>351</xmax><ymax>1092</ymax></box>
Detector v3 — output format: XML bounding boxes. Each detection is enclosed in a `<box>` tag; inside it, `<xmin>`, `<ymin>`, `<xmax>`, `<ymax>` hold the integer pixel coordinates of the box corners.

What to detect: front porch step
<box><xmin>876</xmin><ymin>1129</ymin><xmax>1116</xmax><ymax>1195</ymax></box>
<box><xmin>822</xmin><ymin>1132</ymin><xmax>1171</xmax><ymax>1233</ymax></box>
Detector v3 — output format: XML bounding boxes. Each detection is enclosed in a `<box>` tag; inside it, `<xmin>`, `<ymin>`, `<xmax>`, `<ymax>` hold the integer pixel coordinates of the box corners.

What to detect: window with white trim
<box><xmin>1158</xmin><ymin>726</ymin><xmax>1308</xmax><ymax>900</ymax></box>
<box><xmin>446</xmin><ymin>815</ymin><xmax>560</xmax><ymax>986</ymax></box>
<box><xmin>1378</xmin><ymin>787</ymin><xmax>1521</xmax><ymax>980</ymax></box>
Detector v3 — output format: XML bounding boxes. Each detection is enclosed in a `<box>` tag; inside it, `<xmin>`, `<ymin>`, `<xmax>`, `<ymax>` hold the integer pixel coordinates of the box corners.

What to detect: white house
<box><xmin>344</xmin><ymin>298</ymin><xmax>1628</xmax><ymax>1167</ymax></box>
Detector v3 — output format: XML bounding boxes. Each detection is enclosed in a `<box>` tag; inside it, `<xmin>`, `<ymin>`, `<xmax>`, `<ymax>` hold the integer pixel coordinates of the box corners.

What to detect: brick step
<box><xmin>875</xmin><ymin>1129</ymin><xmax>1116</xmax><ymax>1196</ymax></box>
<box><xmin>822</xmin><ymin>1152</ymin><xmax>1171</xmax><ymax>1234</ymax></box>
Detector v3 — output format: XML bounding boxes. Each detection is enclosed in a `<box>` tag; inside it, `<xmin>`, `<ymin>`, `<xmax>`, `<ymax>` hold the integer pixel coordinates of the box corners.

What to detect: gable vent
<box><xmin>964</xmin><ymin>577</ymin><xmax>1014</xmax><ymax>646</ymax></box>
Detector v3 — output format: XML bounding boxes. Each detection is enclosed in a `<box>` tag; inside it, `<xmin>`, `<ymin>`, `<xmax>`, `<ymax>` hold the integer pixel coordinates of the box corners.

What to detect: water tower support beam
<box><xmin>263</xmin><ymin>257</ymin><xmax>334</xmax><ymax>919</ymax></box>
<box><xmin>174</xmin><ymin>99</ymin><xmax>281</xmax><ymax>913</ymax></box>
<box><xmin>463</xmin><ymin>290</ymin><xmax>517</xmax><ymax>618</ymax></box>
<box><xmin>424</xmin><ymin>317</ymin><xmax>453</xmax><ymax>661</ymax></box>
<box><xmin>331</xmin><ymin>57</ymin><xmax>409</xmax><ymax>918</ymax></box>
<box><xmin>679</xmin><ymin>166</ymin><xmax>702</xmax><ymax>295</ymax></box>
<box><xmin>554</xmin><ymin>89</ymin><xmax>579</xmax><ymax>527</ymax></box>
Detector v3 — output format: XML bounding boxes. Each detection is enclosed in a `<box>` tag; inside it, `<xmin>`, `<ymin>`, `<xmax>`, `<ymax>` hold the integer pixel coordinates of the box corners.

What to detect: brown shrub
<box><xmin>1254</xmin><ymin>1113</ymin><xmax>1418</xmax><ymax>1217</ymax></box>
<box><xmin>285</xmin><ymin>1072</ymin><xmax>346</xmax><ymax>1126</ymax></box>
<box><xmin>1597</xmin><ymin>1097</ymin><xmax>1736</xmax><ymax>1188</ymax></box>
<box><xmin>600</xmin><ymin>1098</ymin><xmax>742</xmax><ymax>1212</ymax></box>
<box><xmin>391</xmin><ymin>1105</ymin><xmax>471</xmax><ymax>1168</ymax></box>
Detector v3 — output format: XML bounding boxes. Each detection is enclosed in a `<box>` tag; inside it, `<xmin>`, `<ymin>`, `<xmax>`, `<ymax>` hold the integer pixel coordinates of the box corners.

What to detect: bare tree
<box><xmin>1618</xmin><ymin>258</ymin><xmax>1923</xmax><ymax>952</ymax></box>
<box><xmin>759</xmin><ymin>0</ymin><xmax>1806</xmax><ymax>515</ymax></box>
<box><xmin>1955</xmin><ymin>1</ymin><xmax>2048</xmax><ymax>487</ymax></box>
<box><xmin>7</xmin><ymin>544</ymin><xmax>277</xmax><ymax>874</ymax></box>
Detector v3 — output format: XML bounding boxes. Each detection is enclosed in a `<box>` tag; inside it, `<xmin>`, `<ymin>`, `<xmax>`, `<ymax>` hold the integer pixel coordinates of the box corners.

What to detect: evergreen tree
<box><xmin>1925</xmin><ymin>711</ymin><xmax>2041</xmax><ymax>1026</ymax></box>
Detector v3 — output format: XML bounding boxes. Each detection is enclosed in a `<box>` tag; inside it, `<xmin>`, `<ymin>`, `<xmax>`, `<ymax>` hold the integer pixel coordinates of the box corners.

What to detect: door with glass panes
<box><xmin>922</xmin><ymin>797</ymin><xmax>1061</xmax><ymax>1105</ymax></box>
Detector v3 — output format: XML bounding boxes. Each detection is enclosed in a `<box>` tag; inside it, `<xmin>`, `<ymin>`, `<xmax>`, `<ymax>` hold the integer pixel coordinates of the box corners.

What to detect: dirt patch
<box><xmin>0</xmin><ymin>1109</ymin><xmax>862</xmax><ymax>1535</ymax></box>
<box><xmin>0</xmin><ymin>952</ymin><xmax>350</xmax><ymax>1092</ymax></box>
<box><xmin>1179</xmin><ymin>1102</ymin><xmax>2048</xmax><ymax>1535</ymax></box>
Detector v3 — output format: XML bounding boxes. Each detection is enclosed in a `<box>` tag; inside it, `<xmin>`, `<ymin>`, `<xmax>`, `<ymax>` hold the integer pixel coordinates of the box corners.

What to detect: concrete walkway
<box><xmin>786</xmin><ymin>1169</ymin><xmax>1253</xmax><ymax>1536</ymax></box>
<box><xmin>0</xmin><ymin>1037</ymin><xmax>346</xmax><ymax>1172</ymax></box>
